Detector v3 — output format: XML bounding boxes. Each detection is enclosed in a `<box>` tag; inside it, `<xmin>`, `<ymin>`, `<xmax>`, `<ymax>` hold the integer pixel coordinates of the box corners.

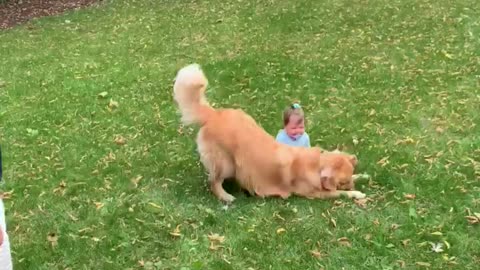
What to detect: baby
<box><xmin>275</xmin><ymin>103</ymin><xmax>311</xmax><ymax>147</ymax></box>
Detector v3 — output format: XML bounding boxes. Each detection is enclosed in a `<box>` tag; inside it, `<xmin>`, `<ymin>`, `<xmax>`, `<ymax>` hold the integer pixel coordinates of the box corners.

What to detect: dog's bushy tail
<box><xmin>173</xmin><ymin>64</ymin><xmax>214</xmax><ymax>125</ymax></box>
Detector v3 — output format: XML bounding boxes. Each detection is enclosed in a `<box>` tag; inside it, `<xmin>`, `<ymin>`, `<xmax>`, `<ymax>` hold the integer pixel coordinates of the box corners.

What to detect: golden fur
<box><xmin>173</xmin><ymin>64</ymin><xmax>366</xmax><ymax>202</ymax></box>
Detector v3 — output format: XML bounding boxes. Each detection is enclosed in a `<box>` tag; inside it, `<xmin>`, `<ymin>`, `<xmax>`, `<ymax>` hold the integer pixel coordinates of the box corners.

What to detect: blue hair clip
<box><xmin>291</xmin><ymin>103</ymin><xmax>301</xmax><ymax>109</ymax></box>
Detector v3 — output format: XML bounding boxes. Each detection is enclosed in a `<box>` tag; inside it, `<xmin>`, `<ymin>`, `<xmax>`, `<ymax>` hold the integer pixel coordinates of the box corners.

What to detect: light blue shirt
<box><xmin>275</xmin><ymin>129</ymin><xmax>310</xmax><ymax>147</ymax></box>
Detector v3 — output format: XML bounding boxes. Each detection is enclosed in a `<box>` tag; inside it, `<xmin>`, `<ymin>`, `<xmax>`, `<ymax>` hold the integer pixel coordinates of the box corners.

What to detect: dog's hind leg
<box><xmin>197</xmin><ymin>130</ymin><xmax>236</xmax><ymax>203</ymax></box>
<box><xmin>209</xmin><ymin>168</ymin><xmax>236</xmax><ymax>203</ymax></box>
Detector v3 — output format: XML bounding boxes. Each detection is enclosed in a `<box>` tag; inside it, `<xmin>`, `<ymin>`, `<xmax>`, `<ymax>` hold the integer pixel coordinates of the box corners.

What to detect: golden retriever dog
<box><xmin>173</xmin><ymin>64</ymin><xmax>366</xmax><ymax>203</ymax></box>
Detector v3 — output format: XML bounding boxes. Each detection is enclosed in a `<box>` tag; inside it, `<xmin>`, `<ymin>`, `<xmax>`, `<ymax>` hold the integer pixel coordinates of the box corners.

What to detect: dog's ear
<box><xmin>320</xmin><ymin>167</ymin><xmax>337</xmax><ymax>191</ymax></box>
<box><xmin>348</xmin><ymin>155</ymin><xmax>358</xmax><ymax>167</ymax></box>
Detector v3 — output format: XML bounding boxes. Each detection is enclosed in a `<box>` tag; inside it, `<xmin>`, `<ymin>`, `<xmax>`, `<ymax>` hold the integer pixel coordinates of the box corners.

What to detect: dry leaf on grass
<box><xmin>404</xmin><ymin>194</ymin><xmax>416</xmax><ymax>200</ymax></box>
<box><xmin>386</xmin><ymin>243</ymin><xmax>395</xmax><ymax>248</ymax></box>
<box><xmin>68</xmin><ymin>212</ymin><xmax>79</xmax><ymax>222</ymax></box>
<box><xmin>94</xmin><ymin>202</ymin><xmax>104</xmax><ymax>210</ymax></box>
<box><xmin>465</xmin><ymin>213</ymin><xmax>480</xmax><ymax>224</ymax></box>
<box><xmin>114</xmin><ymin>136</ymin><xmax>126</xmax><ymax>145</ymax></box>
<box><xmin>108</xmin><ymin>99</ymin><xmax>119</xmax><ymax>109</ymax></box>
<box><xmin>207</xmin><ymin>233</ymin><xmax>225</xmax><ymax>243</ymax></box>
<box><xmin>352</xmin><ymin>137</ymin><xmax>359</xmax><ymax>145</ymax></box>
<box><xmin>97</xmin><ymin>91</ymin><xmax>108</xmax><ymax>98</ymax></box>
<box><xmin>53</xmin><ymin>180</ymin><xmax>67</xmax><ymax>195</ymax></box>
<box><xmin>0</xmin><ymin>191</ymin><xmax>13</xmax><ymax>200</ymax></box>
<box><xmin>208</xmin><ymin>233</ymin><xmax>225</xmax><ymax>250</ymax></box>
<box><xmin>169</xmin><ymin>225</ymin><xmax>182</xmax><ymax>237</ymax></box>
<box><xmin>395</xmin><ymin>137</ymin><xmax>415</xmax><ymax>145</ymax></box>
<box><xmin>337</xmin><ymin>237</ymin><xmax>351</xmax><ymax>247</ymax></box>
<box><xmin>330</xmin><ymin>218</ymin><xmax>337</xmax><ymax>228</ymax></box>
<box><xmin>276</xmin><ymin>228</ymin><xmax>286</xmax><ymax>234</ymax></box>
<box><xmin>131</xmin><ymin>175</ymin><xmax>143</xmax><ymax>187</ymax></box>
<box><xmin>47</xmin><ymin>232</ymin><xmax>58</xmax><ymax>247</ymax></box>
<box><xmin>391</xmin><ymin>223</ymin><xmax>400</xmax><ymax>230</ymax></box>
<box><xmin>435</xmin><ymin>127</ymin><xmax>445</xmax><ymax>133</ymax></box>
<box><xmin>377</xmin><ymin>156</ymin><xmax>390</xmax><ymax>167</ymax></box>
<box><xmin>354</xmin><ymin>198</ymin><xmax>368</xmax><ymax>208</ymax></box>
<box><xmin>415</xmin><ymin>262</ymin><xmax>431</xmax><ymax>267</ymax></box>
<box><xmin>443</xmin><ymin>240</ymin><xmax>451</xmax><ymax>249</ymax></box>
<box><xmin>310</xmin><ymin>249</ymin><xmax>322</xmax><ymax>258</ymax></box>
<box><xmin>148</xmin><ymin>202</ymin><xmax>162</xmax><ymax>209</ymax></box>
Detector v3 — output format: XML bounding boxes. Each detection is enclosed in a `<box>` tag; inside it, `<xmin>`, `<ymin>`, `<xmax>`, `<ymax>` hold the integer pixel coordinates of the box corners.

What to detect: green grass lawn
<box><xmin>1</xmin><ymin>0</ymin><xmax>480</xmax><ymax>269</ymax></box>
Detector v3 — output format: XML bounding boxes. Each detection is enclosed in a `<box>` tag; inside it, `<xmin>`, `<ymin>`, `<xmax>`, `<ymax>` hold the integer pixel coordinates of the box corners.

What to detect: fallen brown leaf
<box><xmin>207</xmin><ymin>233</ymin><xmax>225</xmax><ymax>243</ymax></box>
<box><xmin>402</xmin><ymin>239</ymin><xmax>411</xmax><ymax>247</ymax></box>
<box><xmin>177</xmin><ymin>126</ymin><xmax>184</xmax><ymax>135</ymax></box>
<box><xmin>114</xmin><ymin>136</ymin><xmax>126</xmax><ymax>145</ymax></box>
<box><xmin>53</xmin><ymin>180</ymin><xmax>67</xmax><ymax>195</ymax></box>
<box><xmin>330</xmin><ymin>218</ymin><xmax>337</xmax><ymax>228</ymax></box>
<box><xmin>47</xmin><ymin>232</ymin><xmax>58</xmax><ymax>247</ymax></box>
<box><xmin>404</xmin><ymin>194</ymin><xmax>416</xmax><ymax>200</ymax></box>
<box><xmin>108</xmin><ymin>99</ymin><xmax>119</xmax><ymax>109</ymax></box>
<box><xmin>0</xmin><ymin>191</ymin><xmax>13</xmax><ymax>200</ymax></box>
<box><xmin>398</xmin><ymin>163</ymin><xmax>409</xmax><ymax>169</ymax></box>
<box><xmin>92</xmin><ymin>237</ymin><xmax>101</xmax><ymax>242</ymax></box>
<box><xmin>377</xmin><ymin>156</ymin><xmax>390</xmax><ymax>167</ymax></box>
<box><xmin>169</xmin><ymin>225</ymin><xmax>182</xmax><ymax>237</ymax></box>
<box><xmin>148</xmin><ymin>202</ymin><xmax>162</xmax><ymax>209</ymax></box>
<box><xmin>415</xmin><ymin>262</ymin><xmax>431</xmax><ymax>267</ymax></box>
<box><xmin>94</xmin><ymin>202</ymin><xmax>104</xmax><ymax>210</ymax></box>
<box><xmin>465</xmin><ymin>214</ymin><xmax>480</xmax><ymax>225</ymax></box>
<box><xmin>276</xmin><ymin>228</ymin><xmax>286</xmax><ymax>234</ymax></box>
<box><xmin>208</xmin><ymin>233</ymin><xmax>225</xmax><ymax>250</ymax></box>
<box><xmin>310</xmin><ymin>249</ymin><xmax>322</xmax><ymax>258</ymax></box>
<box><xmin>354</xmin><ymin>198</ymin><xmax>368</xmax><ymax>208</ymax></box>
<box><xmin>68</xmin><ymin>212</ymin><xmax>79</xmax><ymax>222</ymax></box>
<box><xmin>337</xmin><ymin>237</ymin><xmax>351</xmax><ymax>247</ymax></box>
<box><xmin>131</xmin><ymin>175</ymin><xmax>143</xmax><ymax>187</ymax></box>
<box><xmin>397</xmin><ymin>260</ymin><xmax>406</xmax><ymax>268</ymax></box>
<box><xmin>395</xmin><ymin>137</ymin><xmax>415</xmax><ymax>145</ymax></box>
<box><xmin>391</xmin><ymin>223</ymin><xmax>400</xmax><ymax>230</ymax></box>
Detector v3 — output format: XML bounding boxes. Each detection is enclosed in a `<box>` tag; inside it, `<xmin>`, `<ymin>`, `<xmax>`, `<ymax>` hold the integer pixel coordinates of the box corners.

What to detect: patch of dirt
<box><xmin>0</xmin><ymin>0</ymin><xmax>99</xmax><ymax>29</ymax></box>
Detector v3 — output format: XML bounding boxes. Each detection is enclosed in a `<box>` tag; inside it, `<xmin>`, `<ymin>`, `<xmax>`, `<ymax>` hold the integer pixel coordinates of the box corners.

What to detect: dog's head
<box><xmin>317</xmin><ymin>150</ymin><xmax>358</xmax><ymax>191</ymax></box>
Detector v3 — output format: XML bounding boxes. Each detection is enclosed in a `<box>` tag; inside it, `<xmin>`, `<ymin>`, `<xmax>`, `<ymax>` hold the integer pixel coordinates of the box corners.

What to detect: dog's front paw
<box><xmin>349</xmin><ymin>191</ymin><xmax>366</xmax><ymax>199</ymax></box>
<box><xmin>221</xmin><ymin>194</ymin><xmax>236</xmax><ymax>204</ymax></box>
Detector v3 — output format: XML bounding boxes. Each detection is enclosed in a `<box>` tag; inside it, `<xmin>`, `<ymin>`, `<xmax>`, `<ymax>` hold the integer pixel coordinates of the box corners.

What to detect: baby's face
<box><xmin>285</xmin><ymin>115</ymin><xmax>305</xmax><ymax>139</ymax></box>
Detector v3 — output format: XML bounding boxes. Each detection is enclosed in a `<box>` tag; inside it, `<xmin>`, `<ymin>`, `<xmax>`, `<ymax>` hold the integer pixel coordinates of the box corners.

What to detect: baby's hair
<box><xmin>283</xmin><ymin>103</ymin><xmax>305</xmax><ymax>126</ymax></box>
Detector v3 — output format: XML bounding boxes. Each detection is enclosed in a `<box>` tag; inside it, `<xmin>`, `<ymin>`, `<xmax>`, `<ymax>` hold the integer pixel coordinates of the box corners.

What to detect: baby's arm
<box><xmin>275</xmin><ymin>130</ymin><xmax>285</xmax><ymax>143</ymax></box>
<box><xmin>0</xmin><ymin>225</ymin><xmax>3</xmax><ymax>246</ymax></box>
<box><xmin>304</xmin><ymin>133</ymin><xmax>311</xmax><ymax>147</ymax></box>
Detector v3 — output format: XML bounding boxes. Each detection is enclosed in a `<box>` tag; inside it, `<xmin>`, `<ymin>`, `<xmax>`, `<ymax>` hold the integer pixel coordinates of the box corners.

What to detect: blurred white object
<box><xmin>0</xmin><ymin>199</ymin><xmax>12</xmax><ymax>270</ymax></box>
<box><xmin>352</xmin><ymin>173</ymin><xmax>371</xmax><ymax>181</ymax></box>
